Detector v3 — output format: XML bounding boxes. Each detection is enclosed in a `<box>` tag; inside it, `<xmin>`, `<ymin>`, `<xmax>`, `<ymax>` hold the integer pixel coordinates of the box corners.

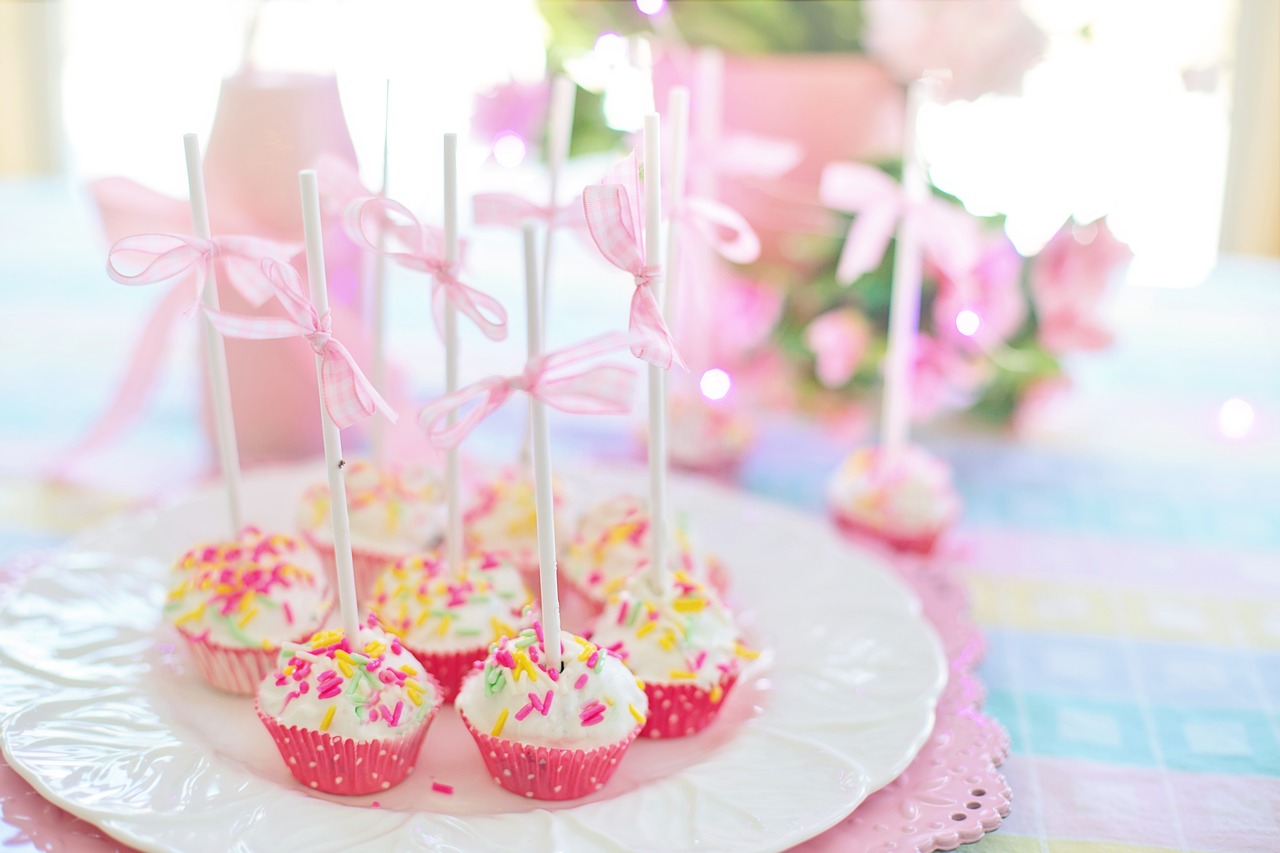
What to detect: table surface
<box><xmin>2</xmin><ymin>178</ymin><xmax>1280</xmax><ymax>852</ymax></box>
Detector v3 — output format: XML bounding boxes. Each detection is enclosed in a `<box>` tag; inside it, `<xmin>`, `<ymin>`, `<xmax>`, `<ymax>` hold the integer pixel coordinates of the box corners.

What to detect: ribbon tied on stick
<box><xmin>582</xmin><ymin>180</ymin><xmax>687</xmax><ymax>371</ymax></box>
<box><xmin>106</xmin><ymin>233</ymin><xmax>299</xmax><ymax>313</ymax></box>
<box><xmin>418</xmin><ymin>332</ymin><xmax>638</xmax><ymax>450</ymax></box>
<box><xmin>344</xmin><ymin>197</ymin><xmax>508</xmax><ymax>341</ymax></box>
<box><xmin>820</xmin><ymin>161</ymin><xmax>981</xmax><ymax>286</ymax></box>
<box><xmin>675</xmin><ymin>195</ymin><xmax>761</xmax><ymax>265</ymax></box>
<box><xmin>204</xmin><ymin>258</ymin><xmax>397</xmax><ymax>430</ymax></box>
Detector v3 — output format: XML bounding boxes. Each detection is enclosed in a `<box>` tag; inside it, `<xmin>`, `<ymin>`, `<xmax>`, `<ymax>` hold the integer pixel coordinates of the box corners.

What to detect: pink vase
<box><xmin>90</xmin><ymin>72</ymin><xmax>370</xmax><ymax>467</ymax></box>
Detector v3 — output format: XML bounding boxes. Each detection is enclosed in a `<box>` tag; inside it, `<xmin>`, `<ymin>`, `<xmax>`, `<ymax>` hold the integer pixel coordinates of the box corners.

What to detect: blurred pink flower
<box><xmin>706</xmin><ymin>275</ymin><xmax>783</xmax><ymax>364</ymax></box>
<box><xmin>863</xmin><ymin>0</ymin><xmax>1047</xmax><ymax>102</ymax></box>
<box><xmin>911</xmin><ymin>334</ymin><xmax>986</xmax><ymax>420</ymax></box>
<box><xmin>932</xmin><ymin>232</ymin><xmax>1026</xmax><ymax>350</ymax></box>
<box><xmin>472</xmin><ymin>80</ymin><xmax>550</xmax><ymax>147</ymax></box>
<box><xmin>1031</xmin><ymin>218</ymin><xmax>1132</xmax><ymax>353</ymax></box>
<box><xmin>806</xmin><ymin>307</ymin><xmax>872</xmax><ymax>388</ymax></box>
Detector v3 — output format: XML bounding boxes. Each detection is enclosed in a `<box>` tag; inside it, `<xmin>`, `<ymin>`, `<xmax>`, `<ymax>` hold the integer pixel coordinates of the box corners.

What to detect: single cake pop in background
<box><xmin>589</xmin><ymin>568</ymin><xmax>754</xmax><ymax>739</ymax></box>
<box><xmin>827</xmin><ymin>444</ymin><xmax>961</xmax><ymax>554</ymax></box>
<box><xmin>166</xmin><ymin>526</ymin><xmax>333</xmax><ymax>695</ymax></box>
<box><xmin>364</xmin><ymin>551</ymin><xmax>531</xmax><ymax>702</ymax></box>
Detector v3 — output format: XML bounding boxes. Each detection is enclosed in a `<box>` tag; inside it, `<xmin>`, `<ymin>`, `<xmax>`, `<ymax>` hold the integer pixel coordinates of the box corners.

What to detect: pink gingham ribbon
<box><xmin>344</xmin><ymin>197</ymin><xmax>508</xmax><ymax>341</ymax></box>
<box><xmin>473</xmin><ymin>193</ymin><xmax>588</xmax><ymax>232</ymax></box>
<box><xmin>204</xmin><ymin>258</ymin><xmax>397</xmax><ymax>430</ymax></box>
<box><xmin>106</xmin><ymin>233</ymin><xmax>297</xmax><ymax>313</ymax></box>
<box><xmin>417</xmin><ymin>332</ymin><xmax>637</xmax><ymax>449</ymax></box>
<box><xmin>820</xmin><ymin>161</ymin><xmax>978</xmax><ymax>285</ymax></box>
<box><xmin>582</xmin><ymin>184</ymin><xmax>686</xmax><ymax>371</ymax></box>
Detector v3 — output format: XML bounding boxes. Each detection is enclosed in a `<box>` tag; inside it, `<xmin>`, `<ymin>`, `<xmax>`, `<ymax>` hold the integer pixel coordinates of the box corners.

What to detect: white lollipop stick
<box><xmin>300</xmin><ymin>169</ymin><xmax>360</xmax><ymax>642</ymax></box>
<box><xmin>443</xmin><ymin>133</ymin><xmax>464</xmax><ymax>571</ymax></box>
<box><xmin>691</xmin><ymin>49</ymin><xmax>723</xmax><ymax>371</ymax></box>
<box><xmin>881</xmin><ymin>80</ymin><xmax>929</xmax><ymax>460</ymax></box>
<box><xmin>369</xmin><ymin>80</ymin><xmax>391</xmax><ymax>470</ymax></box>
<box><xmin>523</xmin><ymin>222</ymin><xmax>561</xmax><ymax>672</ymax></box>
<box><xmin>540</xmin><ymin>74</ymin><xmax>576</xmax><ymax>335</ymax></box>
<box><xmin>183</xmin><ymin>133</ymin><xmax>244</xmax><ymax>536</ymax></box>
<box><xmin>643</xmin><ymin>113</ymin><xmax>669</xmax><ymax>594</ymax></box>
<box><xmin>662</xmin><ymin>87</ymin><xmax>689</xmax><ymax>363</ymax></box>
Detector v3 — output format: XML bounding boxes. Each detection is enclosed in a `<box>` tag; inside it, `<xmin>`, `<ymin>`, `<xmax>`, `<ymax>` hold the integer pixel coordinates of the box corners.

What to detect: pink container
<box><xmin>176</xmin><ymin>626</ymin><xmax>279</xmax><ymax>696</ymax></box>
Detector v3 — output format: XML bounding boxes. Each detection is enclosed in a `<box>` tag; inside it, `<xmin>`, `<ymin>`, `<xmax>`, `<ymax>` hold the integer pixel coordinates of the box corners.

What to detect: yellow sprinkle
<box><xmin>657</xmin><ymin>630</ymin><xmax>676</xmax><ymax>651</ymax></box>
<box><xmin>408</xmin><ymin>689</ymin><xmax>424</xmax><ymax>707</ymax></box>
<box><xmin>310</xmin><ymin>629</ymin><xmax>343</xmax><ymax>649</ymax></box>
<box><xmin>319</xmin><ymin>705</ymin><xmax>336</xmax><ymax>731</ymax></box>
<box><xmin>604</xmin><ymin>695</ymin><xmax>615</xmax><ymax>706</ymax></box>
<box><xmin>669</xmin><ymin>670</ymin><xmax>697</xmax><ymax>680</ymax></box>
<box><xmin>437</xmin><ymin>615</ymin><xmax>453</xmax><ymax>637</ymax></box>
<box><xmin>709</xmin><ymin>684</ymin><xmax>724</xmax><ymax>704</ymax></box>
<box><xmin>364</xmin><ymin>640</ymin><xmax>387</xmax><ymax>658</ymax></box>
<box><xmin>336</xmin><ymin>659</ymin><xmax>354</xmax><ymax>679</ymax></box>
<box><xmin>635</xmin><ymin>621</ymin><xmax>656</xmax><ymax>639</ymax></box>
<box><xmin>174</xmin><ymin>605</ymin><xmax>206</xmax><ymax>626</ymax></box>
<box><xmin>491</xmin><ymin>616</ymin><xmax>515</xmax><ymax>642</ymax></box>
<box><xmin>400</xmin><ymin>665</ymin><xmax>418</xmax><ymax>676</ymax></box>
<box><xmin>335</xmin><ymin>650</ymin><xmax>354</xmax><ymax>664</ymax></box>
<box><xmin>261</xmin><ymin>638</ymin><xmax>274</xmax><ymax>650</ymax></box>
<box><xmin>416</xmin><ymin>609</ymin><xmax>431</xmax><ymax>627</ymax></box>
<box><xmin>513</xmin><ymin>653</ymin><xmax>538</xmax><ymax>682</ymax></box>
<box><xmin>635</xmin><ymin>679</ymin><xmax>645</xmax><ymax>691</ymax></box>
<box><xmin>237</xmin><ymin>608</ymin><xmax>258</xmax><ymax>629</ymax></box>
<box><xmin>604</xmin><ymin>576</ymin><xmax>625</xmax><ymax>595</ymax></box>
<box><xmin>578</xmin><ymin>643</ymin><xmax>594</xmax><ymax>661</ymax></box>
<box><xmin>283</xmin><ymin>665</ymin><xmax>296</xmax><ymax>676</ymax></box>
<box><xmin>735</xmin><ymin>642</ymin><xmax>760</xmax><ymax>660</ymax></box>
<box><xmin>629</xmin><ymin>704</ymin><xmax>646</xmax><ymax>725</ymax></box>
<box><xmin>672</xmin><ymin>597</ymin><xmax>706</xmax><ymax>613</ymax></box>
<box><xmin>491</xmin><ymin>707</ymin><xmax>509</xmax><ymax>737</ymax></box>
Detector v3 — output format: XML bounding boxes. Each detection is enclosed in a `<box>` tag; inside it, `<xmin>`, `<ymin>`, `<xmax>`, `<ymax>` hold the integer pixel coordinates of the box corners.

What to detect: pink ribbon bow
<box><xmin>344</xmin><ymin>197</ymin><xmax>508</xmax><ymax>341</ymax></box>
<box><xmin>582</xmin><ymin>158</ymin><xmax>686</xmax><ymax>371</ymax></box>
<box><xmin>417</xmin><ymin>332</ymin><xmax>638</xmax><ymax>449</ymax></box>
<box><xmin>676</xmin><ymin>195</ymin><xmax>761</xmax><ymax>265</ymax></box>
<box><xmin>106</xmin><ymin>233</ymin><xmax>298</xmax><ymax>313</ymax></box>
<box><xmin>820</xmin><ymin>161</ymin><xmax>981</xmax><ymax>285</ymax></box>
<box><xmin>473</xmin><ymin>193</ymin><xmax>588</xmax><ymax>232</ymax></box>
<box><xmin>204</xmin><ymin>258</ymin><xmax>397</xmax><ymax>430</ymax></box>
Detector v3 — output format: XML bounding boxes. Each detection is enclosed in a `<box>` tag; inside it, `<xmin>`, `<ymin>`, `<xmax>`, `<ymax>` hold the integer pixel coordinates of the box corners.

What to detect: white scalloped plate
<box><xmin>0</xmin><ymin>464</ymin><xmax>945</xmax><ymax>853</ymax></box>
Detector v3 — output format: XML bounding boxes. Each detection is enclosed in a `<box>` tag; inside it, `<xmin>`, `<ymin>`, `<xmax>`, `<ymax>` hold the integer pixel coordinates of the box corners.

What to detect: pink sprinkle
<box><xmin>546</xmin><ymin>665</ymin><xmax>559</xmax><ymax>682</ymax></box>
<box><xmin>628</xmin><ymin>519</ymin><xmax>648</xmax><ymax>545</ymax></box>
<box><xmin>299</xmin><ymin>680</ymin><xmax>310</xmax><ymax>694</ymax></box>
<box><xmin>574</xmin><ymin>673</ymin><xmax>588</xmax><ymax>690</ymax></box>
<box><xmin>527</xmin><ymin>692</ymin><xmax>544</xmax><ymax>713</ymax></box>
<box><xmin>587</xmin><ymin>570</ymin><xmax>603</xmax><ymax>586</ymax></box>
<box><xmin>528</xmin><ymin>644</ymin><xmax>540</xmax><ymax>663</ymax></box>
<box><xmin>379</xmin><ymin>669</ymin><xmax>397</xmax><ymax>685</ymax></box>
<box><xmin>390</xmin><ymin>701</ymin><xmax>404</xmax><ymax>727</ymax></box>
<box><xmin>390</xmin><ymin>638</ymin><xmax>403</xmax><ymax>655</ymax></box>
<box><xmin>431</xmin><ymin>782</ymin><xmax>454</xmax><ymax>795</ymax></box>
<box><xmin>275</xmin><ymin>676</ymin><xmax>288</xmax><ymax>687</ymax></box>
<box><xmin>542</xmin><ymin>690</ymin><xmax>554</xmax><ymax>715</ymax></box>
<box><xmin>495</xmin><ymin>648</ymin><xmax>516</xmax><ymax>669</ymax></box>
<box><xmin>616</xmin><ymin>600</ymin><xmax>629</xmax><ymax>625</ymax></box>
<box><xmin>368</xmin><ymin>707</ymin><xmax>380</xmax><ymax>723</ymax></box>
<box><xmin>533</xmin><ymin>621</ymin><xmax>544</xmax><ymax>644</ymax></box>
<box><xmin>371</xmin><ymin>801</ymin><xmax>381</xmax><ymax>808</ymax></box>
<box><xmin>480</xmin><ymin>553</ymin><xmax>499</xmax><ymax>570</ymax></box>
<box><xmin>515</xmin><ymin>702</ymin><xmax>534</xmax><ymax>722</ymax></box>
<box><xmin>586</xmin><ymin>651</ymin><xmax>599</xmax><ymax>669</ymax></box>
<box><xmin>319</xmin><ymin>683</ymin><xmax>342</xmax><ymax>699</ymax></box>
<box><xmin>694</xmin><ymin>651</ymin><xmax>707</xmax><ymax>670</ymax></box>
<box><xmin>281</xmin><ymin>690</ymin><xmax>300</xmax><ymax>710</ymax></box>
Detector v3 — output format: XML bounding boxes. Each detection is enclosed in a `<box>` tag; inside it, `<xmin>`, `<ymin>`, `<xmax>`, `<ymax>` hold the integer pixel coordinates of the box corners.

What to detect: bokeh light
<box><xmin>1218</xmin><ymin>397</ymin><xmax>1255</xmax><ymax>439</ymax></box>
<box><xmin>492</xmin><ymin>132</ymin><xmax>526</xmax><ymax>168</ymax></box>
<box><xmin>700</xmin><ymin>369</ymin><xmax>732</xmax><ymax>401</ymax></box>
<box><xmin>955</xmin><ymin>309</ymin><xmax>981</xmax><ymax>337</ymax></box>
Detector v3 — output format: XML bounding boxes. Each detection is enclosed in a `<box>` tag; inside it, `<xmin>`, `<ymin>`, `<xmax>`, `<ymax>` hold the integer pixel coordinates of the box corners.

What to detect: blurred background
<box><xmin>0</xmin><ymin>0</ymin><xmax>1277</xmax><ymax>503</ymax></box>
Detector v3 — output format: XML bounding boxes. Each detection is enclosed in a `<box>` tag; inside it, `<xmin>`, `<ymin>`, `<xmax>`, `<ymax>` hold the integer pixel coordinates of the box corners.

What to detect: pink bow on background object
<box><xmin>820</xmin><ymin>161</ymin><xmax>981</xmax><ymax>285</ymax></box>
<box><xmin>344</xmin><ymin>196</ymin><xmax>508</xmax><ymax>341</ymax></box>
<box><xmin>205</xmin><ymin>258</ymin><xmax>397</xmax><ymax>430</ymax></box>
<box><xmin>473</xmin><ymin>193</ymin><xmax>588</xmax><ymax>232</ymax></box>
<box><xmin>418</xmin><ymin>333</ymin><xmax>638</xmax><ymax>449</ymax></box>
<box><xmin>106</xmin><ymin>233</ymin><xmax>299</xmax><ymax>313</ymax></box>
<box><xmin>676</xmin><ymin>195</ymin><xmax>762</xmax><ymax>265</ymax></box>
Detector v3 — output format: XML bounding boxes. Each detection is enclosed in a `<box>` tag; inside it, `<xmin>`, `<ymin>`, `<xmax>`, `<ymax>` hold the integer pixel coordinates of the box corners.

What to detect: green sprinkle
<box><xmin>456</xmin><ymin>628</ymin><xmax>483</xmax><ymax>637</ymax></box>
<box><xmin>514</xmin><ymin>635</ymin><xmax>537</xmax><ymax>649</ymax></box>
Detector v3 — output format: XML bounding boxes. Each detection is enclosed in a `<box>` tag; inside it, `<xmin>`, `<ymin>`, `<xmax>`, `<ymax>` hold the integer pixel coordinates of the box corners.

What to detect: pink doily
<box><xmin>0</xmin><ymin>544</ymin><xmax>1008</xmax><ymax>852</ymax></box>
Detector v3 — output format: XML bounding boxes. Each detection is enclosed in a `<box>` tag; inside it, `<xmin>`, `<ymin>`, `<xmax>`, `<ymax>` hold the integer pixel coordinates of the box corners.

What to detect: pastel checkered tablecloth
<box><xmin>2</xmin><ymin>179</ymin><xmax>1279</xmax><ymax>851</ymax></box>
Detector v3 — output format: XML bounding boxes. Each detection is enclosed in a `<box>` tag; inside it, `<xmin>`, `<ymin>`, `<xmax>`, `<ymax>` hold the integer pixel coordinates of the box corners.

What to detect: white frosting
<box><xmin>299</xmin><ymin>460</ymin><xmax>447</xmax><ymax>555</ymax></box>
<box><xmin>826</xmin><ymin>445</ymin><xmax>961</xmax><ymax>536</ymax></box>
<box><xmin>456</xmin><ymin>628</ymin><xmax>648</xmax><ymax>749</ymax></box>
<box><xmin>561</xmin><ymin>495</ymin><xmax>706</xmax><ymax>605</ymax></box>
<box><xmin>464</xmin><ymin>469</ymin><xmax>573</xmax><ymax>570</ymax></box>
<box><xmin>166</xmin><ymin>528</ymin><xmax>331</xmax><ymax>649</ymax></box>
<box><xmin>258</xmin><ymin>625</ymin><xmax>438</xmax><ymax>741</ymax></box>
<box><xmin>366</xmin><ymin>553</ymin><xmax>531</xmax><ymax>653</ymax></box>
<box><xmin>590</xmin><ymin>572</ymin><xmax>745</xmax><ymax>690</ymax></box>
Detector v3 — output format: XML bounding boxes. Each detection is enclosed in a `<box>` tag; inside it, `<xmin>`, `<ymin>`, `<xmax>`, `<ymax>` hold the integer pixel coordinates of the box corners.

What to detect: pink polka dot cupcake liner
<box><xmin>254</xmin><ymin>674</ymin><xmax>443</xmax><ymax>796</ymax></box>
<box><xmin>176</xmin><ymin>626</ymin><xmax>279</xmax><ymax>695</ymax></box>
<box><xmin>641</xmin><ymin>672</ymin><xmax>739</xmax><ymax>739</ymax></box>
<box><xmin>402</xmin><ymin>644</ymin><xmax>489</xmax><ymax>705</ymax></box>
<box><xmin>459</xmin><ymin>714</ymin><xmax>641</xmax><ymax>801</ymax></box>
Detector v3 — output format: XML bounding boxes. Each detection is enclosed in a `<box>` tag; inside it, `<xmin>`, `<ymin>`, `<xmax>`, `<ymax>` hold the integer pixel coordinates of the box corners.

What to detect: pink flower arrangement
<box><xmin>806</xmin><ymin>307</ymin><xmax>872</xmax><ymax>389</ymax></box>
<box><xmin>1031</xmin><ymin>219</ymin><xmax>1132</xmax><ymax>353</ymax></box>
<box><xmin>932</xmin><ymin>233</ymin><xmax>1027</xmax><ymax>351</ymax></box>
